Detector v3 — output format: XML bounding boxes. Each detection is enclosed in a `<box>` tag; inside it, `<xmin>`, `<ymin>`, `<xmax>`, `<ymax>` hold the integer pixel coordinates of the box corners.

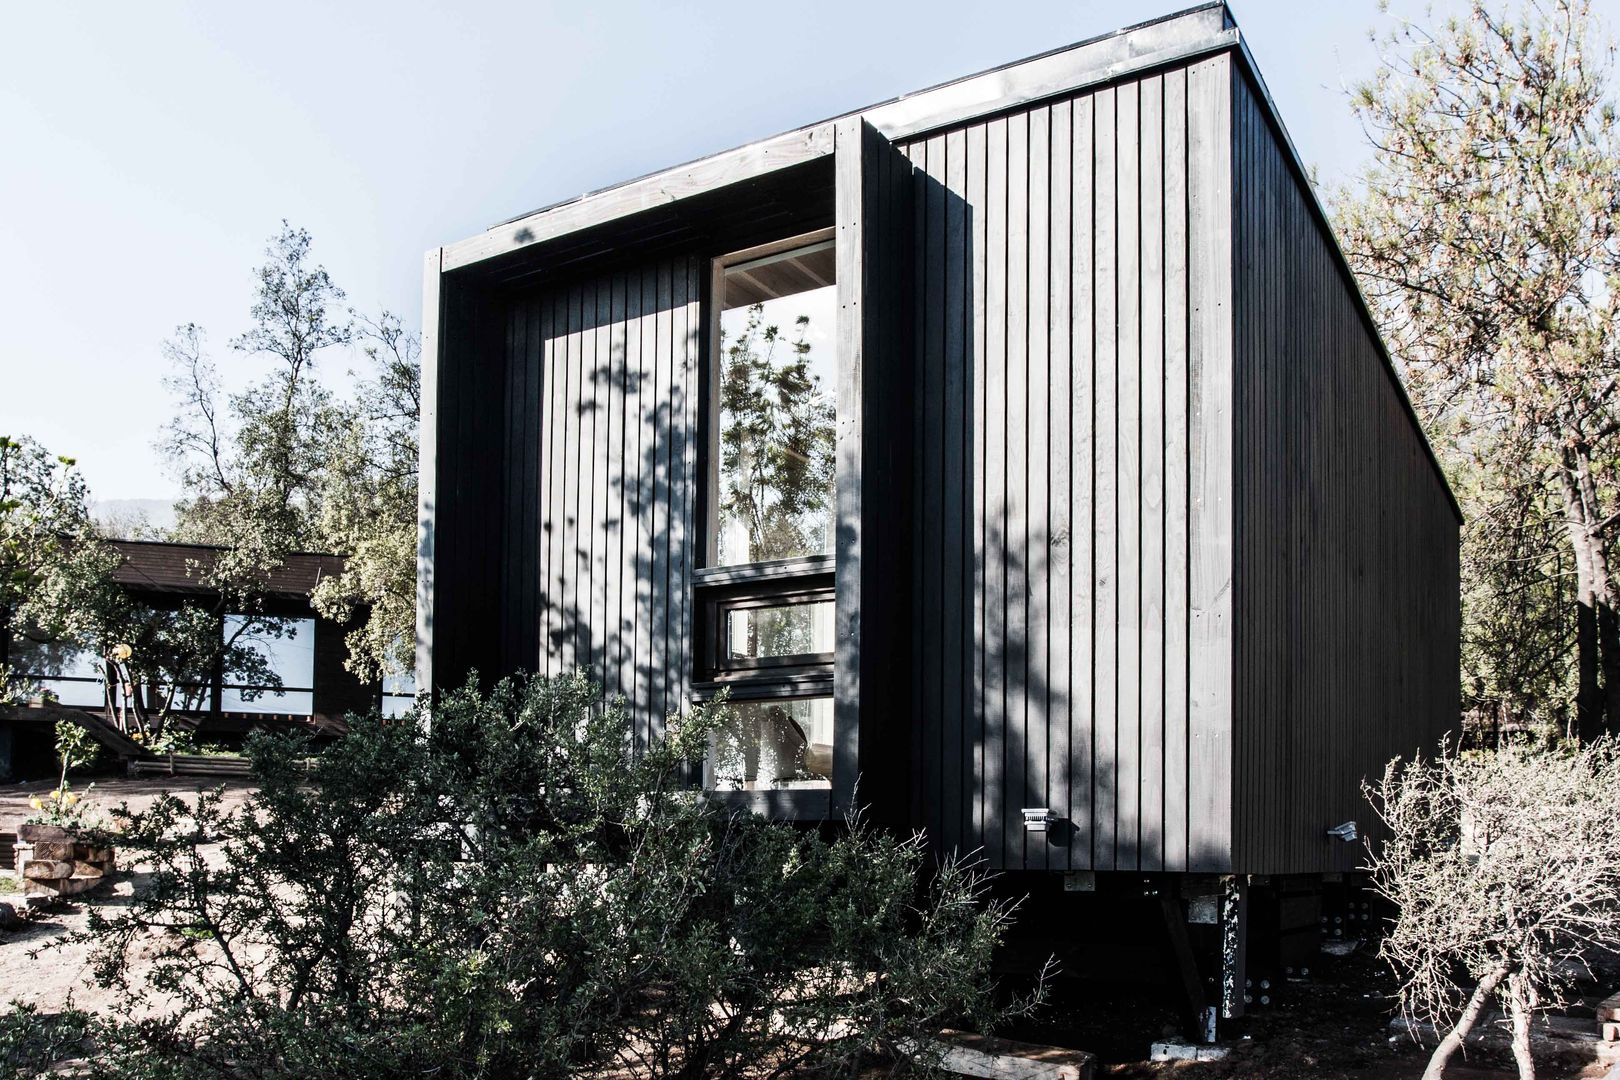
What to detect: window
<box><xmin>710</xmin><ymin>234</ymin><xmax>838</xmax><ymax>568</ymax></box>
<box><xmin>221</xmin><ymin>615</ymin><xmax>314</xmax><ymax>715</ymax></box>
<box><xmin>382</xmin><ymin>668</ymin><xmax>417</xmax><ymax>718</ymax></box>
<box><xmin>13</xmin><ymin>639</ymin><xmax>106</xmax><ymax>708</ymax></box>
<box><xmin>708</xmin><ymin>697</ymin><xmax>834</xmax><ymax>791</ymax></box>
<box><xmin>700</xmin><ymin>231</ymin><xmax>838</xmax><ymax>793</ymax></box>
<box><xmin>720</xmin><ymin>597</ymin><xmax>833</xmax><ymax>668</ymax></box>
<box><xmin>698</xmin><ymin>567</ymin><xmax>836</xmax><ymax>677</ymax></box>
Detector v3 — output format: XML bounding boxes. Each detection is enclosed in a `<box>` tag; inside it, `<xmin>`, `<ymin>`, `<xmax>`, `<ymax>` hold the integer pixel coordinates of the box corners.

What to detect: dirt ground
<box><xmin>4</xmin><ymin>782</ymin><xmax>1617</xmax><ymax>1078</ymax></box>
<box><xmin>0</xmin><ymin>776</ymin><xmax>259</xmax><ymax>839</ymax></box>
<box><xmin>1000</xmin><ymin>947</ymin><xmax>1616</xmax><ymax>1079</ymax></box>
<box><xmin>1</xmin><ymin>777</ymin><xmax>258</xmax><ymax>1016</ymax></box>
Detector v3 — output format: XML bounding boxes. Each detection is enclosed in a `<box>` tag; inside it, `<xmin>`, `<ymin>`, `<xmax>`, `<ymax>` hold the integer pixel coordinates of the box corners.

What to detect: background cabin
<box><xmin>0</xmin><ymin>539</ymin><xmax>409</xmax><ymax>780</ymax></box>
<box><xmin>418</xmin><ymin>3</ymin><xmax>1459</xmax><ymax>890</ymax></box>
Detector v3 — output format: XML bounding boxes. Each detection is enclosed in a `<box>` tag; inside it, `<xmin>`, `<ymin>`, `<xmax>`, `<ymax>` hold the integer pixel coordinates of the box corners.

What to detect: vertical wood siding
<box><xmin>837</xmin><ymin>120</ymin><xmax>917</xmax><ymax>825</ymax></box>
<box><xmin>426</xmin><ymin>44</ymin><xmax>1457</xmax><ymax>879</ymax></box>
<box><xmin>426</xmin><ymin>275</ymin><xmax>507</xmax><ymax>694</ymax></box>
<box><xmin>1229</xmin><ymin>71</ymin><xmax>1460</xmax><ymax>875</ymax></box>
<box><xmin>496</xmin><ymin>256</ymin><xmax>703</xmax><ymax>751</ymax></box>
<box><xmin>1186</xmin><ymin>56</ymin><xmax>1236</xmax><ymax>875</ymax></box>
<box><xmin>898</xmin><ymin>53</ymin><xmax>1234</xmax><ymax>872</ymax></box>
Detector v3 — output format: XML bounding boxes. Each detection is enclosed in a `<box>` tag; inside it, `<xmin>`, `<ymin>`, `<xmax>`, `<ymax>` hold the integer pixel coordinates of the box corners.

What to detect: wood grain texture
<box><xmin>444</xmin><ymin>125</ymin><xmax>837</xmax><ymax>272</ymax></box>
<box><xmin>831</xmin><ymin>119</ymin><xmax>916</xmax><ymax>825</ymax></box>
<box><xmin>424</xmin><ymin>267</ymin><xmax>506</xmax><ymax>695</ymax></box>
<box><xmin>1229</xmin><ymin>69</ymin><xmax>1460</xmax><ymax>874</ymax></box>
<box><xmin>1140</xmin><ymin>73</ymin><xmax>1168</xmax><ymax>873</ymax></box>
<box><xmin>1162</xmin><ymin>66</ymin><xmax>1192</xmax><ymax>873</ymax></box>
<box><xmin>1092</xmin><ymin>83</ymin><xmax>1120</xmax><ymax>871</ymax></box>
<box><xmin>416</xmin><ymin>248</ymin><xmax>443</xmax><ymax>695</ymax></box>
<box><xmin>899</xmin><ymin>59</ymin><xmax>1215</xmax><ymax>872</ymax></box>
<box><xmin>1069</xmin><ymin>92</ymin><xmax>1097</xmax><ymax>870</ymax></box>
<box><xmin>1185</xmin><ymin>54</ymin><xmax>1235</xmax><ymax>874</ymax></box>
<box><xmin>487</xmin><ymin>259</ymin><xmax>702</xmax><ymax>750</ymax></box>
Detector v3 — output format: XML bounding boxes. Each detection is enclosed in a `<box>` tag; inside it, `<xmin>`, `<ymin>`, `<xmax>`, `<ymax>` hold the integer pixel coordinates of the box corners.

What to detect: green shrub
<box><xmin>23</xmin><ymin>721</ymin><xmax>102</xmax><ymax>829</ymax></box>
<box><xmin>63</xmin><ymin>671</ymin><xmax>1041</xmax><ymax>1078</ymax></box>
<box><xmin>0</xmin><ymin>1003</ymin><xmax>96</xmax><ymax>1079</ymax></box>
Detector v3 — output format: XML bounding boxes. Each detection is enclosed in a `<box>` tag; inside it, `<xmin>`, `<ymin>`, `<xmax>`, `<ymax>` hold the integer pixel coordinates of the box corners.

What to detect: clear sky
<box><xmin>2</xmin><ymin>0</ymin><xmax>1614</xmax><ymax>504</ymax></box>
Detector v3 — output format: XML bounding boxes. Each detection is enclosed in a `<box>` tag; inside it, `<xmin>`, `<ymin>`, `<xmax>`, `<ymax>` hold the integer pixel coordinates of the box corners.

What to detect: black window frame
<box><xmin>695</xmin><ymin>229</ymin><xmax>840</xmax><ymax>806</ymax></box>
<box><xmin>694</xmin><ymin>556</ymin><xmax>835</xmax><ymax>685</ymax></box>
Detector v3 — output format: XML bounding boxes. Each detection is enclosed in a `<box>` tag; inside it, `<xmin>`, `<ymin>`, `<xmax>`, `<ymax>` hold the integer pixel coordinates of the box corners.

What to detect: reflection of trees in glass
<box><xmin>710</xmin><ymin>699</ymin><xmax>828</xmax><ymax>790</ymax></box>
<box><xmin>718</xmin><ymin>303</ymin><xmax>835</xmax><ymax>565</ymax></box>
<box><xmin>729</xmin><ymin>603</ymin><xmax>828</xmax><ymax>661</ymax></box>
<box><xmin>9</xmin><ymin>599</ymin><xmax>287</xmax><ymax>721</ymax></box>
<box><xmin>115</xmin><ymin>604</ymin><xmax>285</xmax><ymax>716</ymax></box>
<box><xmin>758</xmin><ymin>605</ymin><xmax>815</xmax><ymax>658</ymax></box>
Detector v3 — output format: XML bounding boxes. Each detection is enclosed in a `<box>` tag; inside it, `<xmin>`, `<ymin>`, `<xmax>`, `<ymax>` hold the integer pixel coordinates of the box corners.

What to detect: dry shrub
<box><xmin>1367</xmin><ymin>739</ymin><xmax>1620</xmax><ymax>1079</ymax></box>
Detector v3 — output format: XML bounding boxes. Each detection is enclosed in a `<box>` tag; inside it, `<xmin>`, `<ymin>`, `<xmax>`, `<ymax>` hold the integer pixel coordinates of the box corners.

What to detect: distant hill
<box><xmin>92</xmin><ymin>498</ymin><xmax>177</xmax><ymax>537</ymax></box>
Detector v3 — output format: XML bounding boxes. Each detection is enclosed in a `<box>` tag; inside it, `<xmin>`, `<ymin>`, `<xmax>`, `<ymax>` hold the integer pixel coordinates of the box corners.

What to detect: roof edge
<box><xmin>442</xmin><ymin>4</ymin><xmax>1237</xmax><ymax>273</ymax></box>
<box><xmin>489</xmin><ymin>2</ymin><xmax>1230</xmax><ymax>232</ymax></box>
<box><xmin>106</xmin><ymin>537</ymin><xmax>347</xmax><ymax>562</ymax></box>
<box><xmin>430</xmin><ymin>2</ymin><xmax>1462</xmax><ymax>526</ymax></box>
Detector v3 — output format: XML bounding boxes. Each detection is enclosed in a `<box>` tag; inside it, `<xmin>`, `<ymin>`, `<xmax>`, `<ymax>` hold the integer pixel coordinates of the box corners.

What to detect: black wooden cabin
<box><xmin>0</xmin><ymin>540</ymin><xmax>395</xmax><ymax>781</ymax></box>
<box><xmin>418</xmin><ymin>5</ymin><xmax>1460</xmax><ymax>889</ymax></box>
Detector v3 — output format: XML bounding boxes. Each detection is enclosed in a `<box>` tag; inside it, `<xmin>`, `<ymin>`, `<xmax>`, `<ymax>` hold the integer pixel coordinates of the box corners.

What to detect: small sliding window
<box><xmin>699</xmin><ymin>230</ymin><xmax>838</xmax><ymax>794</ymax></box>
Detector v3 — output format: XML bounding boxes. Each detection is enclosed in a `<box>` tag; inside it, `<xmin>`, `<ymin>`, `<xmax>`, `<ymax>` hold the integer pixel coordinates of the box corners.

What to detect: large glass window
<box><xmin>382</xmin><ymin>668</ymin><xmax>417</xmax><ymax>718</ymax></box>
<box><xmin>221</xmin><ymin>615</ymin><xmax>314</xmax><ymax>715</ymax></box>
<box><xmin>12</xmin><ymin>638</ymin><xmax>106</xmax><ymax>708</ymax></box>
<box><xmin>713</xmin><ymin>238</ymin><xmax>838</xmax><ymax>567</ymax></box>
<box><xmin>701</xmin><ymin>232</ymin><xmax>839</xmax><ymax>795</ymax></box>
<box><xmin>723</xmin><ymin>598</ymin><xmax>833</xmax><ymax>665</ymax></box>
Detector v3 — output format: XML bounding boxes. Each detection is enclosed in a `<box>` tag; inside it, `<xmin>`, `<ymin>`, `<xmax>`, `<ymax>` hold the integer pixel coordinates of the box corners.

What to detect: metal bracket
<box><xmin>1022</xmin><ymin>807</ymin><xmax>1058</xmax><ymax>832</ymax></box>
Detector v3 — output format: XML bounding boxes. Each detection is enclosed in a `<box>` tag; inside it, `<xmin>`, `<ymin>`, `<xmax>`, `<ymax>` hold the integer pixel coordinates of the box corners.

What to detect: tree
<box><xmin>1367</xmin><ymin>741</ymin><xmax>1620</xmax><ymax>1079</ymax></box>
<box><xmin>1333</xmin><ymin>0</ymin><xmax>1620</xmax><ymax>739</ymax></box>
<box><xmin>309</xmin><ymin>311</ymin><xmax>421</xmax><ymax>683</ymax></box>
<box><xmin>1454</xmin><ymin>443</ymin><xmax>1573</xmax><ymax>743</ymax></box>
<box><xmin>71</xmin><ymin>672</ymin><xmax>1044</xmax><ymax>1077</ymax></box>
<box><xmin>157</xmin><ymin>228</ymin><xmax>345</xmax><ymax>716</ymax></box>
<box><xmin>715</xmin><ymin>304</ymin><xmax>837</xmax><ymax>674</ymax></box>
<box><xmin>161</xmin><ymin>225</ymin><xmax>420</xmax><ymax>687</ymax></box>
<box><xmin>0</xmin><ymin>435</ymin><xmax>120</xmax><ymax>705</ymax></box>
<box><xmin>162</xmin><ymin>223</ymin><xmax>348</xmax><ymax>572</ymax></box>
<box><xmin>0</xmin><ymin>433</ymin><xmax>283</xmax><ymax>746</ymax></box>
<box><xmin>105</xmin><ymin>598</ymin><xmax>285</xmax><ymax>734</ymax></box>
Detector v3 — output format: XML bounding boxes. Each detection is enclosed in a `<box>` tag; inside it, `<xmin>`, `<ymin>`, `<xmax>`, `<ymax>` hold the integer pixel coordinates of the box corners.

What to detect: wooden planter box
<box><xmin>129</xmin><ymin>753</ymin><xmax>252</xmax><ymax>779</ymax></box>
<box><xmin>14</xmin><ymin>823</ymin><xmax>115</xmax><ymax>899</ymax></box>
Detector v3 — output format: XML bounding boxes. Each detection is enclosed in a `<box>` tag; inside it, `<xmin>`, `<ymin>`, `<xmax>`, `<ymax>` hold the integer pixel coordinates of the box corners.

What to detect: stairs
<box><xmin>10</xmin><ymin>704</ymin><xmax>263</xmax><ymax>780</ymax></box>
<box><xmin>8</xmin><ymin>703</ymin><xmax>146</xmax><ymax>760</ymax></box>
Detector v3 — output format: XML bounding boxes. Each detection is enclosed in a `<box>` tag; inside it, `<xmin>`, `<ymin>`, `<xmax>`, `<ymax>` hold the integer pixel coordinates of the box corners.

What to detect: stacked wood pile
<box><xmin>14</xmin><ymin>823</ymin><xmax>115</xmax><ymax>899</ymax></box>
<box><xmin>1599</xmin><ymin>992</ymin><xmax>1620</xmax><ymax>1042</ymax></box>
